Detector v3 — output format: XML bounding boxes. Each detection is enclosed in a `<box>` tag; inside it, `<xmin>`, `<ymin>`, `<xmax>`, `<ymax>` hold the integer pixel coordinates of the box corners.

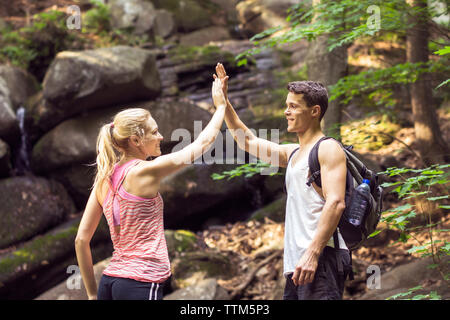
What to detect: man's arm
<box><xmin>292</xmin><ymin>139</ymin><xmax>347</xmax><ymax>286</ymax></box>
<box><xmin>215</xmin><ymin>63</ymin><xmax>295</xmax><ymax>167</ymax></box>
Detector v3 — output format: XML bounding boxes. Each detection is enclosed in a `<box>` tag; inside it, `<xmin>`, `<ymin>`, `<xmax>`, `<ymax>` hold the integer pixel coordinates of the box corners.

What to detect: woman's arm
<box><xmin>75</xmin><ymin>183</ymin><xmax>104</xmax><ymax>300</ymax></box>
<box><xmin>139</xmin><ymin>78</ymin><xmax>227</xmax><ymax>179</ymax></box>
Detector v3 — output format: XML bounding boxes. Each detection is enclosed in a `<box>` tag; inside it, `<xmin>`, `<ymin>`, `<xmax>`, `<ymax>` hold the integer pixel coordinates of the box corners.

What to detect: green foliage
<box><xmin>387</xmin><ymin>285</ymin><xmax>442</xmax><ymax>300</ymax></box>
<box><xmin>211</xmin><ymin>160</ymin><xmax>282</xmax><ymax>181</ymax></box>
<box><xmin>0</xmin><ymin>10</ymin><xmax>79</xmax><ymax>79</ymax></box>
<box><xmin>83</xmin><ymin>0</ymin><xmax>112</xmax><ymax>33</ymax></box>
<box><xmin>329</xmin><ymin>61</ymin><xmax>448</xmax><ymax>106</ymax></box>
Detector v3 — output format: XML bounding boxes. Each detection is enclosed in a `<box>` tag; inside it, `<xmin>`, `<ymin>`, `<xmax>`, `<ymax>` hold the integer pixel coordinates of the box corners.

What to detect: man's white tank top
<box><xmin>284</xmin><ymin>148</ymin><xmax>347</xmax><ymax>276</ymax></box>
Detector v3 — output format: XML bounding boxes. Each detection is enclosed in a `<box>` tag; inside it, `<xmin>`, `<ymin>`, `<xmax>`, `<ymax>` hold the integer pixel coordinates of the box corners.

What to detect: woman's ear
<box><xmin>129</xmin><ymin>135</ymin><xmax>141</xmax><ymax>147</ymax></box>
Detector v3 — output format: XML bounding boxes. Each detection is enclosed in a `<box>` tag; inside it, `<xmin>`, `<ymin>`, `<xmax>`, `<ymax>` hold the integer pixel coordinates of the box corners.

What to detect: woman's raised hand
<box><xmin>214</xmin><ymin>63</ymin><xmax>229</xmax><ymax>101</ymax></box>
<box><xmin>212</xmin><ymin>77</ymin><xmax>227</xmax><ymax>109</ymax></box>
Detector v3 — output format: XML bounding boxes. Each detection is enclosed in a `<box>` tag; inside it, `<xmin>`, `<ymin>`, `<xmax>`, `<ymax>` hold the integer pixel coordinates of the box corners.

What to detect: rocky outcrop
<box><xmin>0</xmin><ymin>139</ymin><xmax>12</xmax><ymax>178</ymax></box>
<box><xmin>0</xmin><ymin>176</ymin><xmax>76</xmax><ymax>248</ymax></box>
<box><xmin>359</xmin><ymin>256</ymin><xmax>450</xmax><ymax>300</ymax></box>
<box><xmin>109</xmin><ymin>0</ymin><xmax>157</xmax><ymax>36</ymax></box>
<box><xmin>179</xmin><ymin>26</ymin><xmax>232</xmax><ymax>46</ymax></box>
<box><xmin>236</xmin><ymin>0</ymin><xmax>298</xmax><ymax>37</ymax></box>
<box><xmin>164</xmin><ymin>278</ymin><xmax>230</xmax><ymax>300</ymax></box>
<box><xmin>0</xmin><ymin>216</ymin><xmax>112</xmax><ymax>300</ymax></box>
<box><xmin>29</xmin><ymin>46</ymin><xmax>161</xmax><ymax>134</ymax></box>
<box><xmin>170</xmin><ymin>251</ymin><xmax>236</xmax><ymax>290</ymax></box>
<box><xmin>152</xmin><ymin>0</ymin><xmax>215</xmax><ymax>33</ymax></box>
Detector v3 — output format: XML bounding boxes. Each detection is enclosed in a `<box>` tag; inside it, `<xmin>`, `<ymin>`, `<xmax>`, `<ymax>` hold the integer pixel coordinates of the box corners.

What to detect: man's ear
<box><xmin>311</xmin><ymin>105</ymin><xmax>321</xmax><ymax>118</ymax></box>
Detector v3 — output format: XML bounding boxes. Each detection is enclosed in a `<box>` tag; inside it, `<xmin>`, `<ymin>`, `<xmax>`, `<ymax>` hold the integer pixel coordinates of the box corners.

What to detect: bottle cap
<box><xmin>363</xmin><ymin>179</ymin><xmax>370</xmax><ymax>184</ymax></box>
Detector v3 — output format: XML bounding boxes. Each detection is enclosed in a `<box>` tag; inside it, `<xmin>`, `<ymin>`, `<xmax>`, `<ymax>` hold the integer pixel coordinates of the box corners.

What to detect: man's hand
<box><xmin>212</xmin><ymin>77</ymin><xmax>226</xmax><ymax>109</ymax></box>
<box><xmin>213</xmin><ymin>62</ymin><xmax>229</xmax><ymax>100</ymax></box>
<box><xmin>292</xmin><ymin>249</ymin><xmax>320</xmax><ymax>286</ymax></box>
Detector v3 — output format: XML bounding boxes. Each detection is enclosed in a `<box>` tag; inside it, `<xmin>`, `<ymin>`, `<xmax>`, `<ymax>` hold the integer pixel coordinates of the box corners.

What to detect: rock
<box><xmin>152</xmin><ymin>0</ymin><xmax>214</xmax><ymax>32</ymax></box>
<box><xmin>164</xmin><ymin>278</ymin><xmax>230</xmax><ymax>300</ymax></box>
<box><xmin>359</xmin><ymin>256</ymin><xmax>450</xmax><ymax>300</ymax></box>
<box><xmin>35</xmin><ymin>257</ymin><xmax>111</xmax><ymax>300</ymax></box>
<box><xmin>108</xmin><ymin>0</ymin><xmax>157</xmax><ymax>36</ymax></box>
<box><xmin>154</xmin><ymin>9</ymin><xmax>176</xmax><ymax>39</ymax></box>
<box><xmin>236</xmin><ymin>0</ymin><xmax>297</xmax><ymax>37</ymax></box>
<box><xmin>179</xmin><ymin>26</ymin><xmax>232</xmax><ymax>46</ymax></box>
<box><xmin>164</xmin><ymin>229</ymin><xmax>197</xmax><ymax>259</ymax></box>
<box><xmin>0</xmin><ymin>176</ymin><xmax>76</xmax><ymax>248</ymax></box>
<box><xmin>160</xmin><ymin>162</ymin><xmax>250</xmax><ymax>229</ymax></box>
<box><xmin>0</xmin><ymin>77</ymin><xmax>19</xmax><ymax>143</ymax></box>
<box><xmin>170</xmin><ymin>251</ymin><xmax>235</xmax><ymax>290</ymax></box>
<box><xmin>249</xmin><ymin>195</ymin><xmax>286</xmax><ymax>223</ymax></box>
<box><xmin>31</xmin><ymin>98</ymin><xmax>211</xmax><ymax>174</ymax></box>
<box><xmin>0</xmin><ymin>216</ymin><xmax>112</xmax><ymax>300</ymax></box>
<box><xmin>0</xmin><ymin>65</ymin><xmax>39</xmax><ymax>112</ymax></box>
<box><xmin>0</xmin><ymin>139</ymin><xmax>12</xmax><ymax>178</ymax></box>
<box><xmin>31</xmin><ymin>46</ymin><xmax>161</xmax><ymax>133</ymax></box>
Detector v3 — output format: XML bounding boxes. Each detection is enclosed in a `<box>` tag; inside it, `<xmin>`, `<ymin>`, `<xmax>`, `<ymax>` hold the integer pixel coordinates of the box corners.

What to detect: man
<box><xmin>214</xmin><ymin>63</ymin><xmax>351</xmax><ymax>300</ymax></box>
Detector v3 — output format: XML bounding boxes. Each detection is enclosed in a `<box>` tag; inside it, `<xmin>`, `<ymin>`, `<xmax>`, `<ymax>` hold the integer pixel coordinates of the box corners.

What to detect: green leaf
<box><xmin>427</xmin><ymin>195</ymin><xmax>449</xmax><ymax>201</ymax></box>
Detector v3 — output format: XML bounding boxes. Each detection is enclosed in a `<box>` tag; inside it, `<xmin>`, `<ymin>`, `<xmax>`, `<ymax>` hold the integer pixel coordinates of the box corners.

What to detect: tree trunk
<box><xmin>305</xmin><ymin>0</ymin><xmax>348</xmax><ymax>139</ymax></box>
<box><xmin>406</xmin><ymin>0</ymin><xmax>449</xmax><ymax>165</ymax></box>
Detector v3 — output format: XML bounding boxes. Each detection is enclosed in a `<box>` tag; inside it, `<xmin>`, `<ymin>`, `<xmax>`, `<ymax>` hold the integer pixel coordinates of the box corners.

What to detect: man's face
<box><xmin>284</xmin><ymin>92</ymin><xmax>320</xmax><ymax>133</ymax></box>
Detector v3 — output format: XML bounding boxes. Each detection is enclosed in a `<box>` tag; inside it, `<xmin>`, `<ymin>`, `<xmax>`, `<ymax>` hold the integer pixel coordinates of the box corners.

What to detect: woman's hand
<box><xmin>212</xmin><ymin>77</ymin><xmax>226</xmax><ymax>109</ymax></box>
<box><xmin>214</xmin><ymin>63</ymin><xmax>229</xmax><ymax>101</ymax></box>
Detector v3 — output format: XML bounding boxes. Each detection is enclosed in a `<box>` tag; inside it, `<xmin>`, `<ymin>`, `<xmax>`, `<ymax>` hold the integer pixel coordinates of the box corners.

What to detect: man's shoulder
<box><xmin>317</xmin><ymin>138</ymin><xmax>346</xmax><ymax>164</ymax></box>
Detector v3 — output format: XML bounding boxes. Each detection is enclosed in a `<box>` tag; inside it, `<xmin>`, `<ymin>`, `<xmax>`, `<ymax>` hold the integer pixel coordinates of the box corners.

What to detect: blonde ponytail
<box><xmin>93</xmin><ymin>108</ymin><xmax>153</xmax><ymax>190</ymax></box>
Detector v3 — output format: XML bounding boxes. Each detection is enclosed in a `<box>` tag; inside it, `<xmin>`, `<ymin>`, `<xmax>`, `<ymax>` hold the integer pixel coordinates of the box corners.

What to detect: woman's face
<box><xmin>142</xmin><ymin>117</ymin><xmax>163</xmax><ymax>158</ymax></box>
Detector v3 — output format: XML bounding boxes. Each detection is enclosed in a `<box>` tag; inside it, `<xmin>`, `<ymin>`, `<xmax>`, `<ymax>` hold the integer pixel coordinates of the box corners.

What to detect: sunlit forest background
<box><xmin>0</xmin><ymin>0</ymin><xmax>448</xmax><ymax>300</ymax></box>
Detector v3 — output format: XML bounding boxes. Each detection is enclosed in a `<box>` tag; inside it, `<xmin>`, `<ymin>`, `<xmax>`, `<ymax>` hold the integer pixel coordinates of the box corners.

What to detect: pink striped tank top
<box><xmin>102</xmin><ymin>159</ymin><xmax>171</xmax><ymax>283</ymax></box>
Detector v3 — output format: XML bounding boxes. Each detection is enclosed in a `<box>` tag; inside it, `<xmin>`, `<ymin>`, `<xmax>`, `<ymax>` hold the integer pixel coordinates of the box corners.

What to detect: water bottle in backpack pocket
<box><xmin>346</xmin><ymin>179</ymin><xmax>371</xmax><ymax>227</ymax></box>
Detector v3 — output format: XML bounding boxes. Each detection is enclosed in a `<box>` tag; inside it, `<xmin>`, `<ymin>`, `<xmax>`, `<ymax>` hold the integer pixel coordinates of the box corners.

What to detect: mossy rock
<box><xmin>0</xmin><ymin>215</ymin><xmax>111</xmax><ymax>299</ymax></box>
<box><xmin>167</xmin><ymin>45</ymin><xmax>235</xmax><ymax>66</ymax></box>
<box><xmin>341</xmin><ymin>115</ymin><xmax>401</xmax><ymax>151</ymax></box>
<box><xmin>165</xmin><ymin>229</ymin><xmax>197</xmax><ymax>258</ymax></box>
<box><xmin>248</xmin><ymin>195</ymin><xmax>286</xmax><ymax>223</ymax></box>
<box><xmin>0</xmin><ymin>176</ymin><xmax>76</xmax><ymax>248</ymax></box>
<box><xmin>152</xmin><ymin>0</ymin><xmax>217</xmax><ymax>32</ymax></box>
<box><xmin>171</xmin><ymin>251</ymin><xmax>235</xmax><ymax>289</ymax></box>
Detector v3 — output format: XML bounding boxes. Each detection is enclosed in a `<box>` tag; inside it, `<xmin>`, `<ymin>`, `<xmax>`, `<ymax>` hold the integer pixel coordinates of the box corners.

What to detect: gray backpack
<box><xmin>306</xmin><ymin>136</ymin><xmax>383</xmax><ymax>251</ymax></box>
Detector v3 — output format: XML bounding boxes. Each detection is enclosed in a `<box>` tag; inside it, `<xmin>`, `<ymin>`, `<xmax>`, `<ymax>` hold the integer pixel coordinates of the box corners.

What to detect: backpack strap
<box><xmin>288</xmin><ymin>147</ymin><xmax>300</xmax><ymax>164</ymax></box>
<box><xmin>306</xmin><ymin>136</ymin><xmax>334</xmax><ymax>188</ymax></box>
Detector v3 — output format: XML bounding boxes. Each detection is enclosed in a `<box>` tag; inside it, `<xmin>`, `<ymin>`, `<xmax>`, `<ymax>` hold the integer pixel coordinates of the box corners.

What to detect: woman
<box><xmin>75</xmin><ymin>77</ymin><xmax>227</xmax><ymax>300</ymax></box>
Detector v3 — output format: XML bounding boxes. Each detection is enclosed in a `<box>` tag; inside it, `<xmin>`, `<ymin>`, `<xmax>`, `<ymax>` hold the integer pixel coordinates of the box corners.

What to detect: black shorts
<box><xmin>97</xmin><ymin>274</ymin><xmax>167</xmax><ymax>300</ymax></box>
<box><xmin>283</xmin><ymin>246</ymin><xmax>351</xmax><ymax>300</ymax></box>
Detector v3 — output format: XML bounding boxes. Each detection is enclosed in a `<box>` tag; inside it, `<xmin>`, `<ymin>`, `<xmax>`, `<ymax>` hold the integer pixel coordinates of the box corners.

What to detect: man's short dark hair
<box><xmin>287</xmin><ymin>81</ymin><xmax>328</xmax><ymax>121</ymax></box>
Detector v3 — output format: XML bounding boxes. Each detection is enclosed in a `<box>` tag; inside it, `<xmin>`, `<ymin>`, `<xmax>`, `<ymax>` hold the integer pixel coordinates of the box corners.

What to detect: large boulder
<box><xmin>170</xmin><ymin>251</ymin><xmax>235</xmax><ymax>290</ymax></box>
<box><xmin>179</xmin><ymin>26</ymin><xmax>232</xmax><ymax>46</ymax></box>
<box><xmin>0</xmin><ymin>216</ymin><xmax>112</xmax><ymax>300</ymax></box>
<box><xmin>29</xmin><ymin>46</ymin><xmax>161</xmax><ymax>134</ymax></box>
<box><xmin>0</xmin><ymin>176</ymin><xmax>76</xmax><ymax>249</ymax></box>
<box><xmin>31</xmin><ymin>98</ymin><xmax>211</xmax><ymax>174</ymax></box>
<box><xmin>35</xmin><ymin>257</ymin><xmax>111</xmax><ymax>300</ymax></box>
<box><xmin>0</xmin><ymin>139</ymin><xmax>12</xmax><ymax>178</ymax></box>
<box><xmin>0</xmin><ymin>65</ymin><xmax>38</xmax><ymax>144</ymax></box>
<box><xmin>153</xmin><ymin>9</ymin><xmax>176</xmax><ymax>39</ymax></box>
<box><xmin>160</xmin><ymin>162</ymin><xmax>253</xmax><ymax>229</ymax></box>
<box><xmin>358</xmin><ymin>256</ymin><xmax>450</xmax><ymax>300</ymax></box>
<box><xmin>152</xmin><ymin>0</ymin><xmax>214</xmax><ymax>32</ymax></box>
<box><xmin>108</xmin><ymin>0</ymin><xmax>157</xmax><ymax>36</ymax></box>
<box><xmin>0</xmin><ymin>65</ymin><xmax>39</xmax><ymax>111</ymax></box>
<box><xmin>0</xmin><ymin>77</ymin><xmax>19</xmax><ymax>143</ymax></box>
<box><xmin>236</xmin><ymin>0</ymin><xmax>297</xmax><ymax>37</ymax></box>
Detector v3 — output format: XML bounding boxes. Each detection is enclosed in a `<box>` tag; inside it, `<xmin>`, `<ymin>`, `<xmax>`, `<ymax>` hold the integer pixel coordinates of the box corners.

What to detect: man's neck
<box><xmin>297</xmin><ymin>125</ymin><xmax>324</xmax><ymax>149</ymax></box>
